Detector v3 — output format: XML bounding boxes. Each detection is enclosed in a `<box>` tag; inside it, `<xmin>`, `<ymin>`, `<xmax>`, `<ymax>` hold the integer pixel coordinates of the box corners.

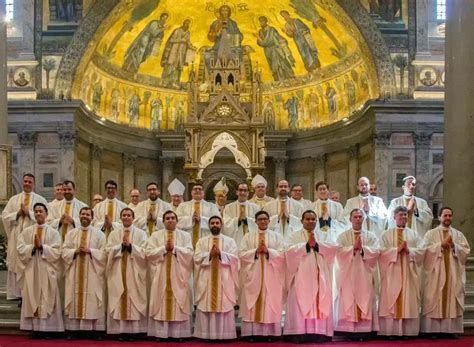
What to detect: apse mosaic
<box><xmin>71</xmin><ymin>0</ymin><xmax>379</xmax><ymax>131</ymax></box>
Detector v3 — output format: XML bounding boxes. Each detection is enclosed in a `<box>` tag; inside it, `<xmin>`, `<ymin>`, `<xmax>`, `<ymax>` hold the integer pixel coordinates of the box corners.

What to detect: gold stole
<box><xmin>106</xmin><ymin>200</ymin><xmax>114</xmax><ymax>238</ymax></box>
<box><xmin>320</xmin><ymin>202</ymin><xmax>329</xmax><ymax>232</ymax></box>
<box><xmin>62</xmin><ymin>201</ymin><xmax>72</xmax><ymax>241</ymax></box>
<box><xmin>280</xmin><ymin>200</ymin><xmax>287</xmax><ymax>234</ymax></box>
<box><xmin>354</xmin><ymin>231</ymin><xmax>363</xmax><ymax>322</ymax></box>
<box><xmin>395</xmin><ymin>228</ymin><xmax>405</xmax><ymax>319</ymax></box>
<box><xmin>24</xmin><ymin>193</ymin><xmax>31</xmax><ymax>209</ymax></box>
<box><xmin>405</xmin><ymin>198</ymin><xmax>414</xmax><ymax>227</ymax></box>
<box><xmin>192</xmin><ymin>201</ymin><xmax>201</xmax><ymax>249</ymax></box>
<box><xmin>239</xmin><ymin>204</ymin><xmax>248</xmax><ymax>235</ymax></box>
<box><xmin>33</xmin><ymin>226</ymin><xmax>43</xmax><ymax>318</ymax></box>
<box><xmin>308</xmin><ymin>231</ymin><xmax>321</xmax><ymax>319</ymax></box>
<box><xmin>362</xmin><ymin>197</ymin><xmax>371</xmax><ymax>231</ymax></box>
<box><xmin>254</xmin><ymin>232</ymin><xmax>266</xmax><ymax>323</ymax></box>
<box><xmin>441</xmin><ymin>229</ymin><xmax>451</xmax><ymax>318</ymax></box>
<box><xmin>77</xmin><ymin>228</ymin><xmax>89</xmax><ymax>319</ymax></box>
<box><xmin>120</xmin><ymin>229</ymin><xmax>130</xmax><ymax>320</ymax></box>
<box><xmin>147</xmin><ymin>202</ymin><xmax>156</xmax><ymax>235</ymax></box>
<box><xmin>165</xmin><ymin>230</ymin><xmax>174</xmax><ymax>321</ymax></box>
<box><xmin>210</xmin><ymin>236</ymin><xmax>220</xmax><ymax>312</ymax></box>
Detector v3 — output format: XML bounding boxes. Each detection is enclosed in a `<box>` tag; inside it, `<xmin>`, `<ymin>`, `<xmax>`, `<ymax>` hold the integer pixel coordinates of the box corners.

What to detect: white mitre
<box><xmin>213</xmin><ymin>177</ymin><xmax>229</xmax><ymax>195</ymax></box>
<box><xmin>251</xmin><ymin>174</ymin><xmax>267</xmax><ymax>188</ymax></box>
<box><xmin>168</xmin><ymin>178</ymin><xmax>185</xmax><ymax>196</ymax></box>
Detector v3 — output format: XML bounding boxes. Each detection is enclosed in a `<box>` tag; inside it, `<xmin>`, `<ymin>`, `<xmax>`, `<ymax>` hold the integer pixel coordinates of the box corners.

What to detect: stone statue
<box><xmin>325</xmin><ymin>83</ymin><xmax>338</xmax><ymax>121</ymax></box>
<box><xmin>185</xmin><ymin>130</ymin><xmax>192</xmax><ymax>163</ymax></box>
<box><xmin>284</xmin><ymin>95</ymin><xmax>299</xmax><ymax>130</ymax></box>
<box><xmin>263</xmin><ymin>101</ymin><xmax>276</xmax><ymax>131</ymax></box>
<box><xmin>92</xmin><ymin>81</ymin><xmax>103</xmax><ymax>111</ymax></box>
<box><xmin>258</xmin><ymin>133</ymin><xmax>266</xmax><ymax>165</ymax></box>
<box><xmin>122</xmin><ymin>13</ymin><xmax>168</xmax><ymax>73</ymax></box>
<box><xmin>280</xmin><ymin>10</ymin><xmax>320</xmax><ymax>72</ymax></box>
<box><xmin>110</xmin><ymin>89</ymin><xmax>121</xmax><ymax>121</ymax></box>
<box><xmin>128</xmin><ymin>93</ymin><xmax>141</xmax><ymax>126</ymax></box>
<box><xmin>150</xmin><ymin>96</ymin><xmax>163</xmax><ymax>130</ymax></box>
<box><xmin>256</xmin><ymin>16</ymin><xmax>295</xmax><ymax>81</ymax></box>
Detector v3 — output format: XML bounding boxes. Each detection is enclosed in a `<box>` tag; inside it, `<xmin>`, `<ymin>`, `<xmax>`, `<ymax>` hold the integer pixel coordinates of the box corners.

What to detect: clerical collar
<box><xmin>359</xmin><ymin>194</ymin><xmax>369</xmax><ymax>199</ymax></box>
<box><xmin>238</xmin><ymin>200</ymin><xmax>246</xmax><ymax>205</ymax></box>
<box><xmin>353</xmin><ymin>229</ymin><xmax>362</xmax><ymax>234</ymax></box>
<box><xmin>278</xmin><ymin>198</ymin><xmax>288</xmax><ymax>202</ymax></box>
<box><xmin>255</xmin><ymin>196</ymin><xmax>266</xmax><ymax>200</ymax></box>
<box><xmin>149</xmin><ymin>198</ymin><xmax>158</xmax><ymax>202</ymax></box>
<box><xmin>304</xmin><ymin>229</ymin><xmax>314</xmax><ymax>234</ymax></box>
<box><xmin>165</xmin><ymin>229</ymin><xmax>175</xmax><ymax>233</ymax></box>
<box><xmin>258</xmin><ymin>229</ymin><xmax>267</xmax><ymax>234</ymax></box>
<box><xmin>81</xmin><ymin>226</ymin><xmax>89</xmax><ymax>231</ymax></box>
<box><xmin>106</xmin><ymin>197</ymin><xmax>115</xmax><ymax>201</ymax></box>
<box><xmin>36</xmin><ymin>223</ymin><xmax>47</xmax><ymax>228</ymax></box>
<box><xmin>403</xmin><ymin>194</ymin><xmax>413</xmax><ymax>199</ymax></box>
<box><xmin>318</xmin><ymin>199</ymin><xmax>328</xmax><ymax>202</ymax></box>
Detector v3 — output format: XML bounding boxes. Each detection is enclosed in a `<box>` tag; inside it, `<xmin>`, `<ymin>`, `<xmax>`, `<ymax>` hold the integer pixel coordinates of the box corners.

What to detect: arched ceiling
<box><xmin>70</xmin><ymin>0</ymin><xmax>380</xmax><ymax>131</ymax></box>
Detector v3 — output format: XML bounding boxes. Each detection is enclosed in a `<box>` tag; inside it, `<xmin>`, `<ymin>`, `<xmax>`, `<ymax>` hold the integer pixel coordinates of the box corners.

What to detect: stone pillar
<box><xmin>413</xmin><ymin>131</ymin><xmax>432</xmax><ymax>200</ymax></box>
<box><xmin>122</xmin><ymin>154</ymin><xmax>136</xmax><ymax>202</ymax></box>
<box><xmin>161</xmin><ymin>157</ymin><xmax>175</xmax><ymax>201</ymax></box>
<box><xmin>90</xmin><ymin>145</ymin><xmax>102</xmax><ymax>199</ymax></box>
<box><xmin>0</xmin><ymin>0</ymin><xmax>7</xmax><ymax>143</ymax></box>
<box><xmin>58</xmin><ymin>131</ymin><xmax>75</xmax><ymax>181</ymax></box>
<box><xmin>444</xmin><ymin>0</ymin><xmax>474</xmax><ymax>246</ymax></box>
<box><xmin>273</xmin><ymin>157</ymin><xmax>288</xmax><ymax>186</ymax></box>
<box><xmin>415</xmin><ymin>0</ymin><xmax>430</xmax><ymax>58</ymax></box>
<box><xmin>17</xmin><ymin>131</ymin><xmax>38</xmax><ymax>175</ymax></box>
<box><xmin>312</xmin><ymin>154</ymin><xmax>326</xmax><ymax>200</ymax></box>
<box><xmin>373</xmin><ymin>132</ymin><xmax>391</xmax><ymax>204</ymax></box>
<box><xmin>347</xmin><ymin>145</ymin><xmax>360</xmax><ymax>198</ymax></box>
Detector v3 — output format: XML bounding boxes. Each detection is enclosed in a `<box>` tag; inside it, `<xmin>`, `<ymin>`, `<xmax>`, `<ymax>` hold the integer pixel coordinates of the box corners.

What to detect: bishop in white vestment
<box><xmin>421</xmin><ymin>207</ymin><xmax>470</xmax><ymax>335</ymax></box>
<box><xmin>249</xmin><ymin>174</ymin><xmax>274</xmax><ymax>209</ymax></box>
<box><xmin>168</xmin><ymin>178</ymin><xmax>185</xmax><ymax>212</ymax></box>
<box><xmin>194</xmin><ymin>216</ymin><xmax>239</xmax><ymax>340</ymax></box>
<box><xmin>146</xmin><ymin>211</ymin><xmax>194</xmax><ymax>339</ymax></box>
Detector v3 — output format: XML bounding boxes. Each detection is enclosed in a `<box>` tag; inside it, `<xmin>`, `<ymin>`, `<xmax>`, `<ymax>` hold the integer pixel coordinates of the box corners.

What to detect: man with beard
<box><xmin>1</xmin><ymin>173</ymin><xmax>48</xmax><ymax>300</ymax></box>
<box><xmin>134</xmin><ymin>182</ymin><xmax>172</xmax><ymax>236</ymax></box>
<box><xmin>17</xmin><ymin>203</ymin><xmax>64</xmax><ymax>337</ymax></box>
<box><xmin>290</xmin><ymin>184</ymin><xmax>312</xmax><ymax>211</ymax></box>
<box><xmin>264</xmin><ymin>180</ymin><xmax>304</xmax><ymax>242</ymax></box>
<box><xmin>284</xmin><ymin>210</ymin><xmax>338</xmax><ymax>342</ymax></box>
<box><xmin>421</xmin><ymin>207</ymin><xmax>470</xmax><ymax>337</ymax></box>
<box><xmin>239</xmin><ymin>210</ymin><xmax>285</xmax><ymax>341</ymax></box>
<box><xmin>146</xmin><ymin>210</ymin><xmax>193</xmax><ymax>340</ymax></box>
<box><xmin>62</xmin><ymin>207</ymin><xmax>106</xmax><ymax>339</ymax></box>
<box><xmin>223</xmin><ymin>182</ymin><xmax>260</xmax><ymax>249</ymax></box>
<box><xmin>48</xmin><ymin>180</ymin><xmax>88</xmax><ymax>241</ymax></box>
<box><xmin>93</xmin><ymin>180</ymin><xmax>127</xmax><ymax>239</ymax></box>
<box><xmin>194</xmin><ymin>216</ymin><xmax>239</xmax><ymax>340</ymax></box>
<box><xmin>176</xmin><ymin>183</ymin><xmax>220</xmax><ymax>249</ymax></box>
<box><xmin>249</xmin><ymin>174</ymin><xmax>274</xmax><ymax>209</ymax></box>
<box><xmin>106</xmin><ymin>208</ymin><xmax>148</xmax><ymax>340</ymax></box>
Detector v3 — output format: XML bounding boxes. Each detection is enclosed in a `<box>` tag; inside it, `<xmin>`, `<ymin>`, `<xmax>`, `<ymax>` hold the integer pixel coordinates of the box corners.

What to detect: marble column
<box><xmin>17</xmin><ymin>131</ymin><xmax>38</xmax><ymax>175</ymax></box>
<box><xmin>122</xmin><ymin>154</ymin><xmax>137</xmax><ymax>202</ymax></box>
<box><xmin>347</xmin><ymin>145</ymin><xmax>360</xmax><ymax>198</ymax></box>
<box><xmin>312</xmin><ymin>154</ymin><xmax>326</xmax><ymax>200</ymax></box>
<box><xmin>273</xmin><ymin>157</ymin><xmax>288</xmax><ymax>186</ymax></box>
<box><xmin>58</xmin><ymin>131</ymin><xmax>75</xmax><ymax>181</ymax></box>
<box><xmin>161</xmin><ymin>157</ymin><xmax>175</xmax><ymax>201</ymax></box>
<box><xmin>90</xmin><ymin>145</ymin><xmax>102</xmax><ymax>199</ymax></box>
<box><xmin>413</xmin><ymin>131</ymin><xmax>432</xmax><ymax>200</ymax></box>
<box><xmin>0</xmin><ymin>0</ymin><xmax>7</xmax><ymax>143</ymax></box>
<box><xmin>444</xmin><ymin>0</ymin><xmax>474</xmax><ymax>246</ymax></box>
<box><xmin>373</xmin><ymin>132</ymin><xmax>391</xmax><ymax>204</ymax></box>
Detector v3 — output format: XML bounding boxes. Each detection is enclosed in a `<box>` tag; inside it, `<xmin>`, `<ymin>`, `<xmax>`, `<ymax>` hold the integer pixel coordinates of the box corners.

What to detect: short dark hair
<box><xmin>438</xmin><ymin>206</ymin><xmax>453</xmax><ymax>217</ymax></box>
<box><xmin>63</xmin><ymin>180</ymin><xmax>76</xmax><ymax>189</ymax></box>
<box><xmin>55</xmin><ymin>182</ymin><xmax>63</xmax><ymax>187</ymax></box>
<box><xmin>162</xmin><ymin>210</ymin><xmax>178</xmax><ymax>223</ymax></box>
<box><xmin>315</xmin><ymin>181</ymin><xmax>328</xmax><ymax>191</ymax></box>
<box><xmin>104</xmin><ymin>180</ymin><xmax>118</xmax><ymax>189</ymax></box>
<box><xmin>208</xmin><ymin>215</ymin><xmax>222</xmax><ymax>226</ymax></box>
<box><xmin>350</xmin><ymin>208</ymin><xmax>363</xmax><ymax>218</ymax></box>
<box><xmin>23</xmin><ymin>173</ymin><xmax>35</xmax><ymax>180</ymax></box>
<box><xmin>146</xmin><ymin>182</ymin><xmax>159</xmax><ymax>190</ymax></box>
<box><xmin>302</xmin><ymin>210</ymin><xmax>317</xmax><ymax>220</ymax></box>
<box><xmin>33</xmin><ymin>202</ymin><xmax>48</xmax><ymax>214</ymax></box>
<box><xmin>120</xmin><ymin>207</ymin><xmax>135</xmax><ymax>218</ymax></box>
<box><xmin>394</xmin><ymin>206</ymin><xmax>408</xmax><ymax>215</ymax></box>
<box><xmin>291</xmin><ymin>184</ymin><xmax>303</xmax><ymax>190</ymax></box>
<box><xmin>255</xmin><ymin>210</ymin><xmax>270</xmax><ymax>220</ymax></box>
<box><xmin>79</xmin><ymin>206</ymin><xmax>94</xmax><ymax>219</ymax></box>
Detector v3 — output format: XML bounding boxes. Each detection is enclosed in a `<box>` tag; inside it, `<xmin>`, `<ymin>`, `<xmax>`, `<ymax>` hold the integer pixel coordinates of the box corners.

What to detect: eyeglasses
<box><xmin>238</xmin><ymin>189</ymin><xmax>248</xmax><ymax>192</ymax></box>
<box><xmin>256</xmin><ymin>217</ymin><xmax>269</xmax><ymax>221</ymax></box>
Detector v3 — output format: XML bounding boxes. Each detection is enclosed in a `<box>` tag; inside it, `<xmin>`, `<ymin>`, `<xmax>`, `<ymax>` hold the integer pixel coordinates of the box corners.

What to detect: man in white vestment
<box><xmin>240</xmin><ymin>210</ymin><xmax>285</xmax><ymax>340</ymax></box>
<box><xmin>329</xmin><ymin>190</ymin><xmax>341</xmax><ymax>203</ymax></box>
<box><xmin>93</xmin><ymin>180</ymin><xmax>127</xmax><ymax>238</ymax></box>
<box><xmin>128</xmin><ymin>188</ymin><xmax>141</xmax><ymax>210</ymax></box>
<box><xmin>370</xmin><ymin>183</ymin><xmax>378</xmax><ymax>196</ymax></box>
<box><xmin>1</xmin><ymin>173</ymin><xmax>48</xmax><ymax>300</ymax></box>
<box><xmin>214</xmin><ymin>177</ymin><xmax>229</xmax><ymax>216</ymax></box>
<box><xmin>194</xmin><ymin>216</ymin><xmax>239</xmax><ymax>340</ymax></box>
<box><xmin>284</xmin><ymin>210</ymin><xmax>338</xmax><ymax>342</ymax></box>
<box><xmin>47</xmin><ymin>180</ymin><xmax>88</xmax><ymax>241</ymax></box>
<box><xmin>47</xmin><ymin>183</ymin><xmax>64</xmax><ymax>210</ymax></box>
<box><xmin>176</xmin><ymin>183</ymin><xmax>220</xmax><ymax>249</ymax></box>
<box><xmin>62</xmin><ymin>207</ymin><xmax>106</xmax><ymax>339</ymax></box>
<box><xmin>335</xmin><ymin>208</ymin><xmax>380</xmax><ymax>338</ymax></box>
<box><xmin>388</xmin><ymin>176</ymin><xmax>433</xmax><ymax>236</ymax></box>
<box><xmin>92</xmin><ymin>194</ymin><xmax>103</xmax><ymax>208</ymax></box>
<box><xmin>311</xmin><ymin>181</ymin><xmax>347</xmax><ymax>242</ymax></box>
<box><xmin>223</xmin><ymin>182</ymin><xmax>260</xmax><ymax>249</ymax></box>
<box><xmin>168</xmin><ymin>178</ymin><xmax>186</xmax><ymax>212</ymax></box>
<box><xmin>146</xmin><ymin>210</ymin><xmax>193</xmax><ymax>340</ymax></box>
<box><xmin>290</xmin><ymin>184</ymin><xmax>313</xmax><ymax>210</ymax></box>
<box><xmin>17</xmin><ymin>203</ymin><xmax>64</xmax><ymax>337</ymax></box>
<box><xmin>134</xmin><ymin>182</ymin><xmax>172</xmax><ymax>235</ymax></box>
<box><xmin>343</xmin><ymin>177</ymin><xmax>388</xmax><ymax>238</ymax></box>
<box><xmin>106</xmin><ymin>208</ymin><xmax>148</xmax><ymax>340</ymax></box>
<box><xmin>249</xmin><ymin>174</ymin><xmax>274</xmax><ymax>209</ymax></box>
<box><xmin>264</xmin><ymin>180</ymin><xmax>304</xmax><ymax>242</ymax></box>
<box><xmin>378</xmin><ymin>206</ymin><xmax>424</xmax><ymax>337</ymax></box>
<box><xmin>421</xmin><ymin>207</ymin><xmax>470</xmax><ymax>337</ymax></box>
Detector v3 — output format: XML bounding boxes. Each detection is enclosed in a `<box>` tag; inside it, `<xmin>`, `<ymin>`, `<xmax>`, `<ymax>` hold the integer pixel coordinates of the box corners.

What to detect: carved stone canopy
<box><xmin>200</xmin><ymin>88</ymin><xmax>249</xmax><ymax>125</ymax></box>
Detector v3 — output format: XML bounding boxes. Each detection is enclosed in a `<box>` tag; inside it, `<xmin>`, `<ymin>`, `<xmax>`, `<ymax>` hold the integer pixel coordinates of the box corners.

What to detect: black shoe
<box><xmin>118</xmin><ymin>335</ymin><xmax>126</xmax><ymax>342</ymax></box>
<box><xmin>95</xmin><ymin>333</ymin><xmax>104</xmax><ymax>341</ymax></box>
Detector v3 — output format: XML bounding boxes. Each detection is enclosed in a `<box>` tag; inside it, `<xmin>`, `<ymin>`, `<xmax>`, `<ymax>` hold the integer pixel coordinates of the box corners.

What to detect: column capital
<box><xmin>17</xmin><ymin>131</ymin><xmax>38</xmax><ymax>147</ymax></box>
<box><xmin>413</xmin><ymin>131</ymin><xmax>433</xmax><ymax>148</ymax></box>
<box><xmin>160</xmin><ymin>156</ymin><xmax>175</xmax><ymax>166</ymax></box>
<box><xmin>272</xmin><ymin>156</ymin><xmax>288</xmax><ymax>166</ymax></box>
<box><xmin>312</xmin><ymin>154</ymin><xmax>327</xmax><ymax>168</ymax></box>
<box><xmin>348</xmin><ymin>145</ymin><xmax>359</xmax><ymax>160</ymax></box>
<box><xmin>58</xmin><ymin>130</ymin><xmax>76</xmax><ymax>147</ymax></box>
<box><xmin>123</xmin><ymin>153</ymin><xmax>137</xmax><ymax>167</ymax></box>
<box><xmin>91</xmin><ymin>144</ymin><xmax>103</xmax><ymax>160</ymax></box>
<box><xmin>373</xmin><ymin>132</ymin><xmax>391</xmax><ymax>147</ymax></box>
